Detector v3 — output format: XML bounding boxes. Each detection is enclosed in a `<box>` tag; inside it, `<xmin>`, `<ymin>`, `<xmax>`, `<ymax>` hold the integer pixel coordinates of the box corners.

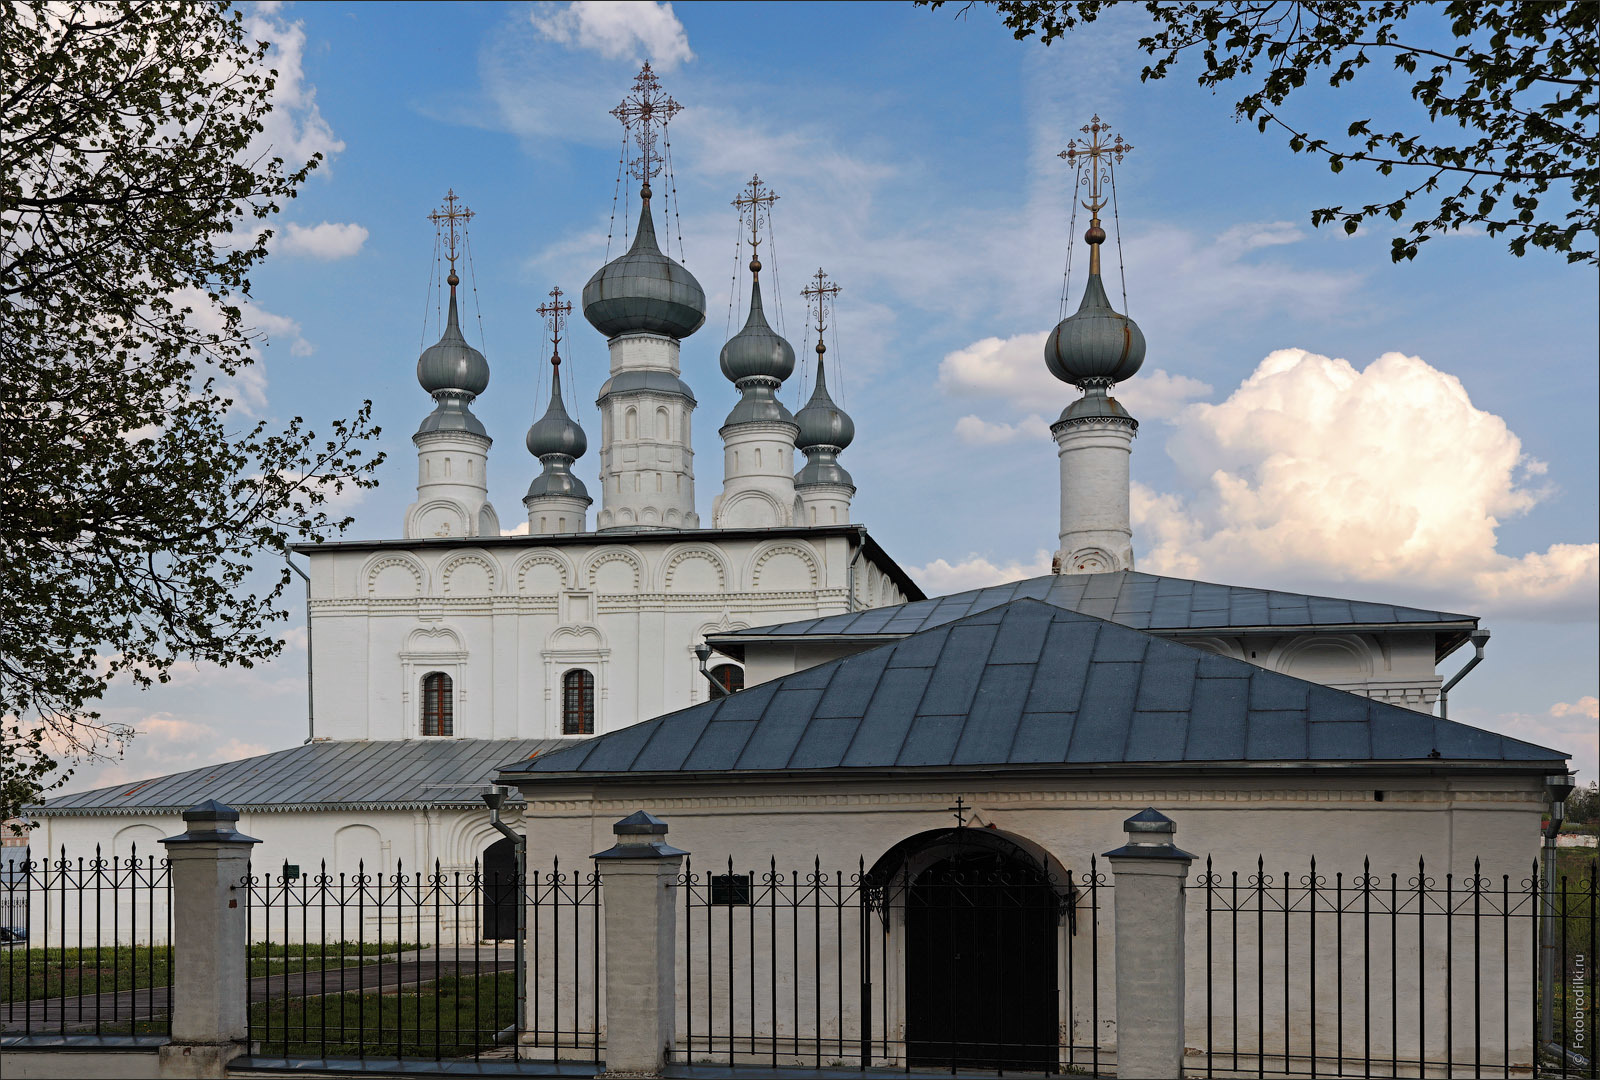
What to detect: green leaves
<box><xmin>918</xmin><ymin>0</ymin><xmax>1597</xmax><ymax>266</ymax></box>
<box><xmin>1</xmin><ymin>2</ymin><xmax>385</xmax><ymax>819</ymax></box>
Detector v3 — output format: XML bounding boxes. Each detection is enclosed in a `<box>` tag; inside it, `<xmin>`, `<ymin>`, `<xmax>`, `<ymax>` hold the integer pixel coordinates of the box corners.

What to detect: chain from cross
<box><xmin>949</xmin><ymin>797</ymin><xmax>970</xmax><ymax>827</ymax></box>
<box><xmin>427</xmin><ymin>189</ymin><xmax>474</xmax><ymax>276</ymax></box>
<box><xmin>800</xmin><ymin>267</ymin><xmax>840</xmax><ymax>338</ymax></box>
<box><xmin>1057</xmin><ymin>115</ymin><xmax>1133</xmax><ymax>217</ymax></box>
<box><xmin>611</xmin><ymin>62</ymin><xmax>683</xmax><ymax>191</ymax></box>
<box><xmin>731</xmin><ymin>174</ymin><xmax>779</xmax><ymax>273</ymax></box>
<box><xmin>536</xmin><ymin>285</ymin><xmax>572</xmax><ymax>366</ymax></box>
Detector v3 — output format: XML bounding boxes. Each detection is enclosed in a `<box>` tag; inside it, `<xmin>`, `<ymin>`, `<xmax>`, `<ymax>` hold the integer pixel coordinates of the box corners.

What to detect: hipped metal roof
<box><xmin>505</xmin><ymin>599</ymin><xmax>1559</xmax><ymax>782</ymax></box>
<box><xmin>32</xmin><ymin>738</ymin><xmax>565</xmax><ymax>817</ymax></box>
<box><xmin>709</xmin><ymin>571</ymin><xmax>1478</xmax><ymax>663</ymax></box>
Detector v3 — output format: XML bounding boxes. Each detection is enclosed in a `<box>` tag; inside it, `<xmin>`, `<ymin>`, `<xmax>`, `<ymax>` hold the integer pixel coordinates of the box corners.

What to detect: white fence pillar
<box><xmin>1106</xmin><ymin>808</ymin><xmax>1195</xmax><ymax>1080</ymax></box>
<box><xmin>158</xmin><ymin>801</ymin><xmax>259</xmax><ymax>1079</ymax></box>
<box><xmin>593</xmin><ymin>811</ymin><xmax>685</xmax><ymax>1078</ymax></box>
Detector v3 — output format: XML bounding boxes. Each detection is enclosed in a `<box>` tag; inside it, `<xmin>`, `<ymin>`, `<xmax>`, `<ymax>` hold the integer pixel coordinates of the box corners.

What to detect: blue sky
<box><xmin>67</xmin><ymin>1</ymin><xmax>1598</xmax><ymax>794</ymax></box>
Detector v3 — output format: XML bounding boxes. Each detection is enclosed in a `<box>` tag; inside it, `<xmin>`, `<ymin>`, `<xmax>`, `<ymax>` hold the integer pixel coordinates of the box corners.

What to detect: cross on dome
<box><xmin>536</xmin><ymin>285</ymin><xmax>572</xmax><ymax>367</ymax></box>
<box><xmin>428</xmin><ymin>188</ymin><xmax>474</xmax><ymax>290</ymax></box>
<box><xmin>1058</xmin><ymin>116</ymin><xmax>1133</xmax><ymax>275</ymax></box>
<box><xmin>611</xmin><ymin>62</ymin><xmax>683</xmax><ymax>197</ymax></box>
<box><xmin>801</xmin><ymin>267</ymin><xmax>840</xmax><ymax>346</ymax></box>
<box><xmin>731</xmin><ymin>174</ymin><xmax>779</xmax><ymax>277</ymax></box>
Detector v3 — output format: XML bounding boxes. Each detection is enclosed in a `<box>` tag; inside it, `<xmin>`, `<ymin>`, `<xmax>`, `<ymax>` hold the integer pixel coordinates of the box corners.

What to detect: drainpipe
<box><xmin>693</xmin><ymin>642</ymin><xmax>724</xmax><ymax>698</ymax></box>
<box><xmin>284</xmin><ymin>552</ymin><xmax>315</xmax><ymax>743</ymax></box>
<box><xmin>1436</xmin><ymin>627</ymin><xmax>1490</xmax><ymax>720</ymax></box>
<box><xmin>846</xmin><ymin>527</ymin><xmax>867</xmax><ymax>612</ymax></box>
<box><xmin>483</xmin><ymin>787</ymin><xmax>526</xmax><ymax>1042</ymax></box>
<box><xmin>1541</xmin><ymin>772</ymin><xmax>1575</xmax><ymax>1048</ymax></box>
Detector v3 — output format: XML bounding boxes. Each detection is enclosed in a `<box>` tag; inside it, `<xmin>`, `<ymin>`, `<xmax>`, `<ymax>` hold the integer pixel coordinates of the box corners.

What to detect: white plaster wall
<box><xmin>510</xmin><ymin>771</ymin><xmax>1545</xmax><ymax>1068</ymax></box>
<box><xmin>713</xmin><ymin>422</ymin><xmax>798</xmax><ymax>528</ymax></box>
<box><xmin>307</xmin><ymin>534</ymin><xmax>911</xmax><ymax>742</ymax></box>
<box><xmin>1054</xmin><ymin>419</ymin><xmax>1135</xmax><ymax>572</ymax></box>
<box><xmin>595</xmin><ymin>333</ymin><xmax>698</xmax><ymax>530</ymax></box>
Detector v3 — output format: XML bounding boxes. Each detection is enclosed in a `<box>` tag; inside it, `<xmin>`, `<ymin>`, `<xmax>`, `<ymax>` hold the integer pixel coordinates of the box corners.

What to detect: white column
<box><xmin>595</xmin><ymin>334</ymin><xmax>698</xmax><ymax>530</ymax></box>
<box><xmin>713</xmin><ymin>419</ymin><xmax>797</xmax><ymax>528</ymax></box>
<box><xmin>1105</xmin><ymin>808</ymin><xmax>1195</xmax><ymax>1080</ymax></box>
<box><xmin>592</xmin><ymin>811</ymin><xmax>686</xmax><ymax>1077</ymax></box>
<box><xmin>408</xmin><ymin>428</ymin><xmax>497</xmax><ymax>538</ymax></box>
<box><xmin>1053</xmin><ymin>415</ymin><xmax>1135</xmax><ymax>572</ymax></box>
<box><xmin>158</xmin><ymin>801</ymin><xmax>261</xmax><ymax>1078</ymax></box>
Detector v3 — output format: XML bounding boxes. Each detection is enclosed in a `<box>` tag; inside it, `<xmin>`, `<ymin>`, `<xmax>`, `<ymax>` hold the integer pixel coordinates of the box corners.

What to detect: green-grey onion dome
<box><xmin>583</xmin><ymin>199</ymin><xmax>706</xmax><ymax>340</ymax></box>
<box><xmin>1058</xmin><ymin>384</ymin><xmax>1138</xmax><ymax>428</ymax></box>
<box><xmin>525</xmin><ymin>364</ymin><xmax>588</xmax><ymax>459</ymax></box>
<box><xmin>1045</xmin><ymin>271</ymin><xmax>1146</xmax><ymax>387</ymax></box>
<box><xmin>794</xmin><ymin>344</ymin><xmax>854</xmax><ymax>452</ymax></box>
<box><xmin>720</xmin><ymin>275</ymin><xmax>795</xmax><ymax>384</ymax></box>
<box><xmin>418</xmin><ymin>279</ymin><xmax>490</xmax><ymax>396</ymax></box>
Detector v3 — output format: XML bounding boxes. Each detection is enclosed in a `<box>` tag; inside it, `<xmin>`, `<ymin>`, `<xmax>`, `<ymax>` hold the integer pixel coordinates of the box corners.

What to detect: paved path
<box><xmin>1</xmin><ymin>946</ymin><xmax>515</xmax><ymax>1034</ymax></box>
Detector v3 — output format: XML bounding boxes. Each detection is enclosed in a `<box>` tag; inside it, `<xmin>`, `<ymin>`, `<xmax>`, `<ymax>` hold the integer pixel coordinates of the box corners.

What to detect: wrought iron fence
<box><xmin>1194</xmin><ymin>855</ymin><xmax>1598</xmax><ymax>1080</ymax></box>
<box><xmin>241</xmin><ymin>857</ymin><xmax>601</xmax><ymax>1065</ymax></box>
<box><xmin>0</xmin><ymin>845</ymin><xmax>172</xmax><ymax>1038</ymax></box>
<box><xmin>669</xmin><ymin>853</ymin><xmax>1110</xmax><ymax>1074</ymax></box>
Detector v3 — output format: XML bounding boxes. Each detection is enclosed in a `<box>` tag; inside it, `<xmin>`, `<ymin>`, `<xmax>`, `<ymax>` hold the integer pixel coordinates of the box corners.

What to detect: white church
<box><xmin>29</xmin><ymin>68</ymin><xmax>1567</xmax><ymax>947</ymax></box>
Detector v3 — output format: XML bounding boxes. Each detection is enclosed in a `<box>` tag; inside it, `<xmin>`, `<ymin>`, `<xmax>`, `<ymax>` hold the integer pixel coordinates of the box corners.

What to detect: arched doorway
<box><xmin>871</xmin><ymin>828</ymin><xmax>1066</xmax><ymax>1071</ymax></box>
<box><xmin>482</xmin><ymin>837</ymin><xmax>517</xmax><ymax>941</ymax></box>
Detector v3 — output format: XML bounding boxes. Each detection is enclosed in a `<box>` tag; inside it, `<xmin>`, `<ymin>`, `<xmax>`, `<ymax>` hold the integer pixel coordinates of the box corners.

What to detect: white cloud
<box><xmin>1493</xmin><ymin>697</ymin><xmax>1599</xmax><ymax>784</ymax></box>
<box><xmin>241</xmin><ymin>8</ymin><xmax>346</xmax><ymax>168</ymax></box>
<box><xmin>531</xmin><ymin>1</ymin><xmax>693</xmax><ymax>71</ymax></box>
<box><xmin>908</xmin><ymin>550</ymin><xmax>1054</xmax><ymax>595</ymax></box>
<box><xmin>277</xmin><ymin>221</ymin><xmax>368</xmax><ymax>260</ymax></box>
<box><xmin>1131</xmin><ymin>348</ymin><xmax>1598</xmax><ymax>617</ymax></box>
<box><xmin>954</xmin><ymin>414</ymin><xmax>1051</xmax><ymax>446</ymax></box>
<box><xmin>501</xmin><ymin>521</ymin><xmax>532</xmax><ymax>536</ymax></box>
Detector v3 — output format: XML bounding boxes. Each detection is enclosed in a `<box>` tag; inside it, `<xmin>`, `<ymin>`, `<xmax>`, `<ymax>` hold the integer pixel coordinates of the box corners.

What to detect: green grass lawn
<box><xmin>0</xmin><ymin>941</ymin><xmax>424</xmax><ymax>1002</ymax></box>
<box><xmin>248</xmin><ymin>971</ymin><xmax>517</xmax><ymax>1059</ymax></box>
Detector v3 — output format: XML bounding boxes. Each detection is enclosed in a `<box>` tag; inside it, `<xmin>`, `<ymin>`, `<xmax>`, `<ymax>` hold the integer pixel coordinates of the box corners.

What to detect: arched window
<box><xmin>625</xmin><ymin>408</ymin><xmax>638</xmax><ymax>440</ymax></box>
<box><xmin>421</xmin><ymin>672</ymin><xmax>453</xmax><ymax>736</ymax></box>
<box><xmin>709</xmin><ymin>664</ymin><xmax>744</xmax><ymax>699</ymax></box>
<box><xmin>562</xmin><ymin>669</ymin><xmax>595</xmax><ymax>735</ymax></box>
<box><xmin>656</xmin><ymin>407</ymin><xmax>670</xmax><ymax>440</ymax></box>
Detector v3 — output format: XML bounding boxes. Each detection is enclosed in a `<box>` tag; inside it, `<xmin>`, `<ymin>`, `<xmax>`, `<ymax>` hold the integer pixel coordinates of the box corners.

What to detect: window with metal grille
<box><xmin>421</xmin><ymin>672</ymin><xmax>453</xmax><ymax>736</ymax></box>
<box><xmin>562</xmin><ymin>669</ymin><xmax>595</xmax><ymax>735</ymax></box>
<box><xmin>711</xmin><ymin>873</ymin><xmax>751</xmax><ymax>905</ymax></box>
<box><xmin>709</xmin><ymin>663</ymin><xmax>744</xmax><ymax>699</ymax></box>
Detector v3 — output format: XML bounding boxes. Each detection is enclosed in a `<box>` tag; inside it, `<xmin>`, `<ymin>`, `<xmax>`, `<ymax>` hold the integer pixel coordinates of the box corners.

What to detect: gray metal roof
<box><xmin>33</xmin><ymin>738</ymin><xmax>567</xmax><ymax>817</ymax></box>
<box><xmin>504</xmin><ymin>599</ymin><xmax>1559</xmax><ymax>781</ymax></box>
<box><xmin>711</xmin><ymin>571</ymin><xmax>1477</xmax><ymax>662</ymax></box>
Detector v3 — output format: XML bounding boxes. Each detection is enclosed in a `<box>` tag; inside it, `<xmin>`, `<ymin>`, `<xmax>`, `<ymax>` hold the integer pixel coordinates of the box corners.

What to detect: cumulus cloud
<box><xmin>277</xmin><ymin>221</ymin><xmax>368</xmax><ymax>259</ymax></box>
<box><xmin>241</xmin><ymin>7</ymin><xmax>346</xmax><ymax>167</ymax></box>
<box><xmin>1131</xmin><ymin>348</ymin><xmax>1597</xmax><ymax>617</ymax></box>
<box><xmin>909</xmin><ymin>550</ymin><xmax>1054</xmax><ymax>595</ymax></box>
<box><xmin>954</xmin><ymin>414</ymin><xmax>1051</xmax><ymax>446</ymax></box>
<box><xmin>501</xmin><ymin>521</ymin><xmax>532</xmax><ymax>537</ymax></box>
<box><xmin>1493</xmin><ymin>697</ymin><xmax>1599</xmax><ymax>783</ymax></box>
<box><xmin>531</xmin><ymin>1</ymin><xmax>693</xmax><ymax>70</ymax></box>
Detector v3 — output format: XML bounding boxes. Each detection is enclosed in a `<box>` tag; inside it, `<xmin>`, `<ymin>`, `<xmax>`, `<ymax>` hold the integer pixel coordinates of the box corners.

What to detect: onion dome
<box><xmin>1058</xmin><ymin>384</ymin><xmax>1138</xmax><ymax>429</ymax></box>
<box><xmin>1045</xmin><ymin>266</ymin><xmax>1146</xmax><ymax>388</ymax></box>
<box><xmin>524</xmin><ymin>363</ymin><xmax>590</xmax><ymax>503</ymax></box>
<box><xmin>582</xmin><ymin>199</ymin><xmax>706</xmax><ymax>340</ymax></box>
<box><xmin>720</xmin><ymin>278</ymin><xmax>795</xmax><ymax>384</ymax></box>
<box><xmin>794</xmin><ymin>343</ymin><xmax>854</xmax><ymax>453</ymax></box>
<box><xmin>526</xmin><ymin>365</ymin><xmax>587</xmax><ymax>460</ymax></box>
<box><xmin>418</xmin><ymin>276</ymin><xmax>490</xmax><ymax>397</ymax></box>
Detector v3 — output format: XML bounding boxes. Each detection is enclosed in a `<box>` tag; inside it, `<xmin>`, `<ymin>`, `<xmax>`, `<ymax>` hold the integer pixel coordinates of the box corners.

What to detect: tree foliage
<box><xmin>1</xmin><ymin>2</ymin><xmax>384</xmax><ymax>820</ymax></box>
<box><xmin>920</xmin><ymin>0</ymin><xmax>1597</xmax><ymax>264</ymax></box>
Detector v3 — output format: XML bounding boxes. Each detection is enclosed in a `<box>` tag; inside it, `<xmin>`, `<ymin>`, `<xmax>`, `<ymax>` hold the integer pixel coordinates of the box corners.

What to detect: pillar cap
<box><xmin>593</xmin><ymin>809</ymin><xmax>686</xmax><ymax>860</ymax></box>
<box><xmin>164</xmin><ymin>801</ymin><xmax>261</xmax><ymax>845</ymax></box>
<box><xmin>1103</xmin><ymin>807</ymin><xmax>1194</xmax><ymax>861</ymax></box>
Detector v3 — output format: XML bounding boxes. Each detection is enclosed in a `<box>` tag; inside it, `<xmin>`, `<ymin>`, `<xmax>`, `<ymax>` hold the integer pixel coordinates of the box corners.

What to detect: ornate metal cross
<box><xmin>731</xmin><ymin>174</ymin><xmax>779</xmax><ymax>271</ymax></box>
<box><xmin>611</xmin><ymin>62</ymin><xmax>683</xmax><ymax>192</ymax></box>
<box><xmin>800</xmin><ymin>267</ymin><xmax>840</xmax><ymax>337</ymax></box>
<box><xmin>536</xmin><ymin>285</ymin><xmax>572</xmax><ymax>365</ymax></box>
<box><xmin>1058</xmin><ymin>114</ymin><xmax>1133</xmax><ymax>216</ymax></box>
<box><xmin>427</xmin><ymin>188</ymin><xmax>474</xmax><ymax>275</ymax></box>
<box><xmin>949</xmin><ymin>797</ymin><xmax>970</xmax><ymax>827</ymax></box>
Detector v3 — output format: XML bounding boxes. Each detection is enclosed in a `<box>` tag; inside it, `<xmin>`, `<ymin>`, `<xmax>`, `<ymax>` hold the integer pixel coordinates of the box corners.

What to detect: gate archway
<box><xmin>869</xmin><ymin>828</ymin><xmax>1069</xmax><ymax>1071</ymax></box>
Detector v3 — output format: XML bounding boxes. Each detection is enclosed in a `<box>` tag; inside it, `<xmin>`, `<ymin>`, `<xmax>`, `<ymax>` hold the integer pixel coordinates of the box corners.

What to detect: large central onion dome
<box><xmin>418</xmin><ymin>277</ymin><xmax>490</xmax><ymax>397</ymax></box>
<box><xmin>583</xmin><ymin>198</ymin><xmax>706</xmax><ymax>340</ymax></box>
<box><xmin>1045</xmin><ymin>230</ymin><xmax>1146</xmax><ymax>388</ymax></box>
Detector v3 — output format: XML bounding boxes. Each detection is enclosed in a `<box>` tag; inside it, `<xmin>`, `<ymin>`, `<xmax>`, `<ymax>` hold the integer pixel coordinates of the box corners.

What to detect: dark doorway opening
<box><xmin>905</xmin><ymin>846</ymin><xmax>1060</xmax><ymax>1071</ymax></box>
<box><xmin>482</xmin><ymin>836</ymin><xmax>517</xmax><ymax>941</ymax></box>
